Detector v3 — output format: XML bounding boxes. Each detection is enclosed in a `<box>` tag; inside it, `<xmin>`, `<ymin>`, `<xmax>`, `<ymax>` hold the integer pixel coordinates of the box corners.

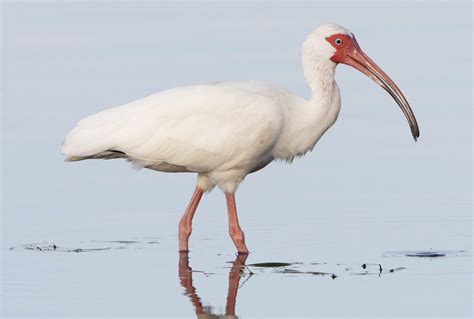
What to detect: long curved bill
<box><xmin>345</xmin><ymin>38</ymin><xmax>420</xmax><ymax>141</ymax></box>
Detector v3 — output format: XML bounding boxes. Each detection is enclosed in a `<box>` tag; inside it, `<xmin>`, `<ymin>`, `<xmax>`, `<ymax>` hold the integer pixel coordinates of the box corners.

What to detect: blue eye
<box><xmin>335</xmin><ymin>38</ymin><xmax>343</xmax><ymax>45</ymax></box>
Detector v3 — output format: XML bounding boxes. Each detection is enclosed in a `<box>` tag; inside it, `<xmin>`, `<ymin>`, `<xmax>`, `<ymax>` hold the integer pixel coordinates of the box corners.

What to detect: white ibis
<box><xmin>61</xmin><ymin>24</ymin><xmax>419</xmax><ymax>254</ymax></box>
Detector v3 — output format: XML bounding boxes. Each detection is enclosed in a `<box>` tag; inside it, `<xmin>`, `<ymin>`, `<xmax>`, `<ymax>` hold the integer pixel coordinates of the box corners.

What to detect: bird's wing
<box><xmin>61</xmin><ymin>85</ymin><xmax>284</xmax><ymax>172</ymax></box>
<box><xmin>211</xmin><ymin>80</ymin><xmax>300</xmax><ymax>103</ymax></box>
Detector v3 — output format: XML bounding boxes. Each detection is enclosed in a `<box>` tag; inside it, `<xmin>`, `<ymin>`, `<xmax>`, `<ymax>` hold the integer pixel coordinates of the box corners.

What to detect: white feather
<box><xmin>61</xmin><ymin>24</ymin><xmax>349</xmax><ymax>193</ymax></box>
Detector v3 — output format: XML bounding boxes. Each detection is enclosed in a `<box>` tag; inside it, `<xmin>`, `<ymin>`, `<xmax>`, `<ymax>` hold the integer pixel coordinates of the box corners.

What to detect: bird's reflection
<box><xmin>179</xmin><ymin>252</ymin><xmax>249</xmax><ymax>318</ymax></box>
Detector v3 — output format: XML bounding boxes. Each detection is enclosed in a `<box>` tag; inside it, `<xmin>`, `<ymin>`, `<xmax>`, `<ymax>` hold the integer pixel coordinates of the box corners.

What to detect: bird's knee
<box><xmin>229</xmin><ymin>227</ymin><xmax>245</xmax><ymax>242</ymax></box>
<box><xmin>179</xmin><ymin>220</ymin><xmax>192</xmax><ymax>238</ymax></box>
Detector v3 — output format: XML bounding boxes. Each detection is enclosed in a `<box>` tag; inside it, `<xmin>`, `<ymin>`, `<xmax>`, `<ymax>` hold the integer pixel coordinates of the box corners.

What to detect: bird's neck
<box><xmin>302</xmin><ymin>53</ymin><xmax>337</xmax><ymax>99</ymax></box>
<box><xmin>302</xmin><ymin>55</ymin><xmax>341</xmax><ymax>141</ymax></box>
<box><xmin>304</xmin><ymin>58</ymin><xmax>341</xmax><ymax>136</ymax></box>
<box><xmin>272</xmin><ymin>57</ymin><xmax>341</xmax><ymax>161</ymax></box>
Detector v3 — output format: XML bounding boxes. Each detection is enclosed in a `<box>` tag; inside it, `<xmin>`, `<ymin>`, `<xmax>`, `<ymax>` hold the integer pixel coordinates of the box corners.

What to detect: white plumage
<box><xmin>61</xmin><ymin>24</ymin><xmax>418</xmax><ymax>253</ymax></box>
<box><xmin>62</xmin><ymin>72</ymin><xmax>341</xmax><ymax>193</ymax></box>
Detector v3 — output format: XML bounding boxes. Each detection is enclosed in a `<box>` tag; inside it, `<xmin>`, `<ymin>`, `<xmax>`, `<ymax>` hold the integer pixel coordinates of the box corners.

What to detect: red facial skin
<box><xmin>325</xmin><ymin>33</ymin><xmax>420</xmax><ymax>141</ymax></box>
<box><xmin>326</xmin><ymin>33</ymin><xmax>360</xmax><ymax>64</ymax></box>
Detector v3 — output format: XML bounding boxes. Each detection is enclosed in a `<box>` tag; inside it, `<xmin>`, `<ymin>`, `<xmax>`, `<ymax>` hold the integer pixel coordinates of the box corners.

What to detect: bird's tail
<box><xmin>64</xmin><ymin>150</ymin><xmax>127</xmax><ymax>162</ymax></box>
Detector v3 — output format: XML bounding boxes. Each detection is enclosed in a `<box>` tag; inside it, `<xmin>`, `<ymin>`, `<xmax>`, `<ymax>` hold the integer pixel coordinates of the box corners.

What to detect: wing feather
<box><xmin>61</xmin><ymin>85</ymin><xmax>283</xmax><ymax>172</ymax></box>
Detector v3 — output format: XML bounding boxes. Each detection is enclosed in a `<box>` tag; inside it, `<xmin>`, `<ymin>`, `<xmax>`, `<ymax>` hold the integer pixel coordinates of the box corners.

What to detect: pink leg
<box><xmin>178</xmin><ymin>187</ymin><xmax>204</xmax><ymax>252</ymax></box>
<box><xmin>225</xmin><ymin>193</ymin><xmax>249</xmax><ymax>254</ymax></box>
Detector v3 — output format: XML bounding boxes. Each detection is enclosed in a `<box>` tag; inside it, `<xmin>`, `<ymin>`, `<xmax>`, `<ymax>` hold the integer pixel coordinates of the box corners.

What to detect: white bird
<box><xmin>61</xmin><ymin>24</ymin><xmax>419</xmax><ymax>254</ymax></box>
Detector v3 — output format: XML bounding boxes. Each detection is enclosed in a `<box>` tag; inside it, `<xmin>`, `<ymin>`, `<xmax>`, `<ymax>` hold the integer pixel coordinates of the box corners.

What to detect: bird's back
<box><xmin>61</xmin><ymin>83</ymin><xmax>286</xmax><ymax>174</ymax></box>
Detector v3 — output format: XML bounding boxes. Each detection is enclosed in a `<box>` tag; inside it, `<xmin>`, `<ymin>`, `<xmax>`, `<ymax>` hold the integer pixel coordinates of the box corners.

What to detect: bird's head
<box><xmin>303</xmin><ymin>24</ymin><xmax>419</xmax><ymax>141</ymax></box>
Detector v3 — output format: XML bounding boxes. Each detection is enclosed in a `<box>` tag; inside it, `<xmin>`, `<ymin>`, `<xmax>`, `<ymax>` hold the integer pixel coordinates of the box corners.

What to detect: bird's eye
<box><xmin>335</xmin><ymin>38</ymin><xmax>343</xmax><ymax>46</ymax></box>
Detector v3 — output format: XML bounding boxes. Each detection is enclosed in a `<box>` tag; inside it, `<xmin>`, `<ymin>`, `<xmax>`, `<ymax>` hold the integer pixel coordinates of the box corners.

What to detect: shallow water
<box><xmin>2</xmin><ymin>1</ymin><xmax>472</xmax><ymax>318</ymax></box>
<box><xmin>3</xmin><ymin>210</ymin><xmax>472</xmax><ymax>317</ymax></box>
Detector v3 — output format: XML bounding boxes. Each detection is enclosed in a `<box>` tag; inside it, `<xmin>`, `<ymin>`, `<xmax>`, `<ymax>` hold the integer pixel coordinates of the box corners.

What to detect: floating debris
<box><xmin>274</xmin><ymin>268</ymin><xmax>335</xmax><ymax>277</ymax></box>
<box><xmin>91</xmin><ymin>240</ymin><xmax>141</xmax><ymax>244</ymax></box>
<box><xmin>248</xmin><ymin>262</ymin><xmax>293</xmax><ymax>268</ymax></box>
<box><xmin>384</xmin><ymin>250</ymin><xmax>468</xmax><ymax>258</ymax></box>
<box><xmin>9</xmin><ymin>239</ymin><xmax>160</xmax><ymax>253</ymax></box>
<box><xmin>406</xmin><ymin>252</ymin><xmax>446</xmax><ymax>258</ymax></box>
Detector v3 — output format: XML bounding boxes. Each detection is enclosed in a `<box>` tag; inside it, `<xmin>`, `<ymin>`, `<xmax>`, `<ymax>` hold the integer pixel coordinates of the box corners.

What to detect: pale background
<box><xmin>2</xmin><ymin>1</ymin><xmax>472</xmax><ymax>317</ymax></box>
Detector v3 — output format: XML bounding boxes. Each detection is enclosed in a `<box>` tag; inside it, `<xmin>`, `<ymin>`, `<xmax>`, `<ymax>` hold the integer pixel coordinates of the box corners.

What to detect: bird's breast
<box><xmin>271</xmin><ymin>88</ymin><xmax>341</xmax><ymax>161</ymax></box>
